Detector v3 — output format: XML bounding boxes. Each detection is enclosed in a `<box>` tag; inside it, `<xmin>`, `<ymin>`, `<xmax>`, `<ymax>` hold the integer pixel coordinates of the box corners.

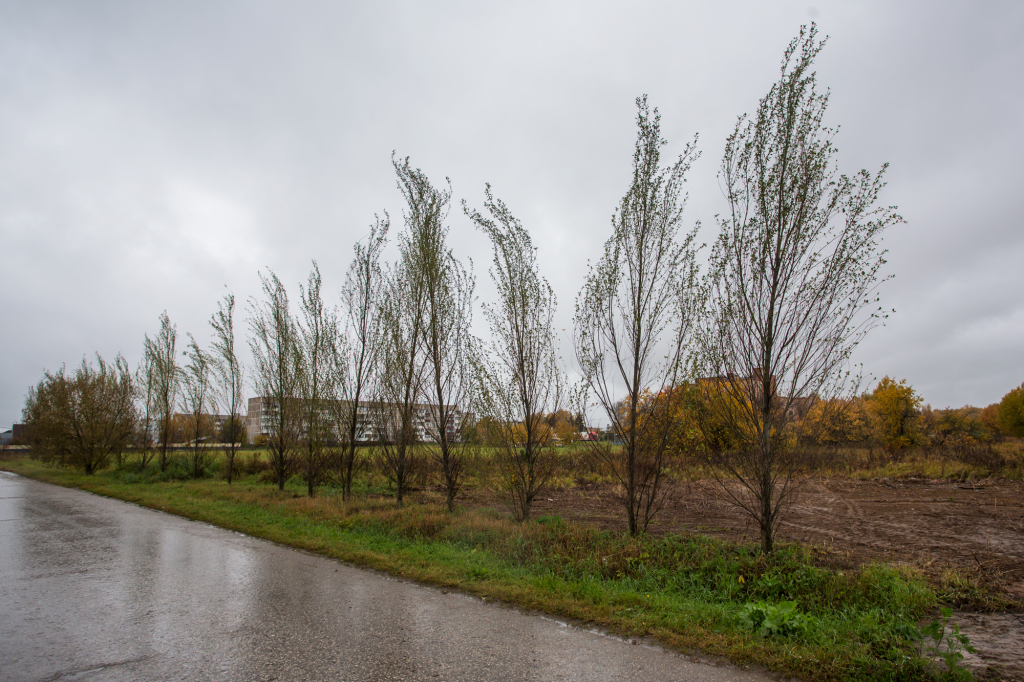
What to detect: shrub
<box><xmin>739</xmin><ymin>600</ymin><xmax>813</xmax><ymax>637</ymax></box>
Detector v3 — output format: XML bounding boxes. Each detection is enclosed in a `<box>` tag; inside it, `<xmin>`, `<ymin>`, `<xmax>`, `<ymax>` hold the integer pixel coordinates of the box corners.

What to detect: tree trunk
<box><xmin>307</xmin><ymin>442</ymin><xmax>315</xmax><ymax>498</ymax></box>
<box><xmin>226</xmin><ymin>442</ymin><xmax>235</xmax><ymax>484</ymax></box>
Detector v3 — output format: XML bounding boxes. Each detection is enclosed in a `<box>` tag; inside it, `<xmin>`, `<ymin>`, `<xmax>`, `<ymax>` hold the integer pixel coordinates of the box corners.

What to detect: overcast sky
<box><xmin>2</xmin><ymin>1</ymin><xmax>1022</xmax><ymax>428</ymax></box>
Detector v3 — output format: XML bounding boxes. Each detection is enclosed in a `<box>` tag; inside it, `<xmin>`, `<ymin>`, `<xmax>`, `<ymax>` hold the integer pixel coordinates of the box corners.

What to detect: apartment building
<box><xmin>246</xmin><ymin>397</ymin><xmax>472</xmax><ymax>445</ymax></box>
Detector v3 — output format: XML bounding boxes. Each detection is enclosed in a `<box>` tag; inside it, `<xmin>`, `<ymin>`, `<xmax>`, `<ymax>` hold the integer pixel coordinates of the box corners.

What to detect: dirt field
<box><xmin>528</xmin><ymin>477</ymin><xmax>1024</xmax><ymax>590</ymax></box>
<box><xmin>464</xmin><ymin>476</ymin><xmax>1024</xmax><ymax>680</ymax></box>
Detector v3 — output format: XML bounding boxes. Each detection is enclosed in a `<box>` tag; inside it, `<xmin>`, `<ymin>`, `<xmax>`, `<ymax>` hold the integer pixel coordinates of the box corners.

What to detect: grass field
<box><xmin>0</xmin><ymin>448</ymin><xmax>976</xmax><ymax>682</ymax></box>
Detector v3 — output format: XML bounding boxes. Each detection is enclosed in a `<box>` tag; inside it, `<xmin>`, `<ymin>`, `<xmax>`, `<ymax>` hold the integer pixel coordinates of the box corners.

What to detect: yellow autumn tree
<box><xmin>548</xmin><ymin>410</ymin><xmax>579</xmax><ymax>445</ymax></box>
<box><xmin>996</xmin><ymin>383</ymin><xmax>1024</xmax><ymax>438</ymax></box>
<box><xmin>798</xmin><ymin>397</ymin><xmax>872</xmax><ymax>448</ymax></box>
<box><xmin>922</xmin><ymin>405</ymin><xmax>991</xmax><ymax>458</ymax></box>
<box><xmin>868</xmin><ymin>377</ymin><xmax>924</xmax><ymax>452</ymax></box>
<box><xmin>979</xmin><ymin>403</ymin><xmax>1002</xmax><ymax>440</ymax></box>
<box><xmin>624</xmin><ymin>385</ymin><xmax>704</xmax><ymax>459</ymax></box>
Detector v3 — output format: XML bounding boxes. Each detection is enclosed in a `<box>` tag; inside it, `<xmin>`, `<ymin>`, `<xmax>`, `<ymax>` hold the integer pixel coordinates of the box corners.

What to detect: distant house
<box><xmin>698</xmin><ymin>370</ymin><xmax>815</xmax><ymax>418</ymax></box>
<box><xmin>699</xmin><ymin>368</ymin><xmax>778</xmax><ymax>404</ymax></box>
<box><xmin>0</xmin><ymin>424</ymin><xmax>29</xmax><ymax>446</ymax></box>
<box><xmin>785</xmin><ymin>395</ymin><xmax>818</xmax><ymax>421</ymax></box>
<box><xmin>11</xmin><ymin>423</ymin><xmax>28</xmax><ymax>444</ymax></box>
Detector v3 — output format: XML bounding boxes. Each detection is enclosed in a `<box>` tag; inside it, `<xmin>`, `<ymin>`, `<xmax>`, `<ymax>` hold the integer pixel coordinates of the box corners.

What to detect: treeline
<box><xmin>803</xmin><ymin>377</ymin><xmax>1024</xmax><ymax>453</ymax></box>
<box><xmin>639</xmin><ymin>375</ymin><xmax>1024</xmax><ymax>466</ymax></box>
<box><xmin>21</xmin><ymin>26</ymin><xmax>1018</xmax><ymax>555</ymax></box>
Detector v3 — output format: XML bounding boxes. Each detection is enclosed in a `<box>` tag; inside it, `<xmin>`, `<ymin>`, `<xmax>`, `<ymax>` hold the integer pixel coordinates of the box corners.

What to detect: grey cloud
<box><xmin>2</xmin><ymin>0</ymin><xmax>1022</xmax><ymax>428</ymax></box>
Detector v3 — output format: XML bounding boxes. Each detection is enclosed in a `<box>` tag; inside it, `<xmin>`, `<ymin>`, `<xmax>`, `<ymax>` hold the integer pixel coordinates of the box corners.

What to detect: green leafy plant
<box><xmin>917</xmin><ymin>607</ymin><xmax>977</xmax><ymax>681</ymax></box>
<box><xmin>739</xmin><ymin>600</ymin><xmax>812</xmax><ymax>637</ymax></box>
<box><xmin>467</xmin><ymin>566</ymin><xmax>491</xmax><ymax>581</ymax></box>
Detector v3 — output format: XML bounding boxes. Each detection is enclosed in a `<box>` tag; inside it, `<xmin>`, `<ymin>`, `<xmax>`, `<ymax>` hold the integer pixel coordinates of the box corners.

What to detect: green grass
<box><xmin>1</xmin><ymin>455</ymin><xmax>943</xmax><ymax>681</ymax></box>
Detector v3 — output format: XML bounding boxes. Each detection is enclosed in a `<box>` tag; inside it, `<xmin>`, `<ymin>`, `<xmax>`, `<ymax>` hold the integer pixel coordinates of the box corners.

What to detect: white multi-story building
<box><xmin>246</xmin><ymin>397</ymin><xmax>472</xmax><ymax>445</ymax></box>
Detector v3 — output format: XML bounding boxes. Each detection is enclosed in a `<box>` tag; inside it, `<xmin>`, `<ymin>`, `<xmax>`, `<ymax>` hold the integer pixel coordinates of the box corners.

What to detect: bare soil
<box><xmin>461</xmin><ymin>476</ymin><xmax>1024</xmax><ymax>680</ymax></box>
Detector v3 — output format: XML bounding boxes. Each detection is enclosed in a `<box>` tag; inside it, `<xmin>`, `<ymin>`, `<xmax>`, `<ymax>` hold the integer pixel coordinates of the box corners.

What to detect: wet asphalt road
<box><xmin>0</xmin><ymin>472</ymin><xmax>768</xmax><ymax>682</ymax></box>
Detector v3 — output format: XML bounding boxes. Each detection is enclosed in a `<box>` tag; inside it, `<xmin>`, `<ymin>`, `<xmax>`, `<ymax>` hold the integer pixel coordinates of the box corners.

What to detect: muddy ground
<box><xmin>462</xmin><ymin>476</ymin><xmax>1024</xmax><ymax>680</ymax></box>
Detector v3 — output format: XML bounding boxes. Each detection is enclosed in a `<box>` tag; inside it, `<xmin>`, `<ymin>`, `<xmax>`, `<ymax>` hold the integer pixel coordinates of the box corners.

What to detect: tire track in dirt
<box><xmin>463</xmin><ymin>477</ymin><xmax>1024</xmax><ymax>584</ymax></box>
<box><xmin>787</xmin><ymin>482</ymin><xmax>874</xmax><ymax>552</ymax></box>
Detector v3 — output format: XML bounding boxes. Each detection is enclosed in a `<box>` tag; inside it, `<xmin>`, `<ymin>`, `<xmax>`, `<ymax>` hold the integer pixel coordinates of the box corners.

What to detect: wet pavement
<box><xmin>0</xmin><ymin>472</ymin><xmax>768</xmax><ymax>681</ymax></box>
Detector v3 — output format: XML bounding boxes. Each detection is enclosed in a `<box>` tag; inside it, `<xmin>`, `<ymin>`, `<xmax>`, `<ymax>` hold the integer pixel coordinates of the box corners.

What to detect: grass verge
<box><xmin>2</xmin><ymin>456</ymin><xmax>942</xmax><ymax>682</ymax></box>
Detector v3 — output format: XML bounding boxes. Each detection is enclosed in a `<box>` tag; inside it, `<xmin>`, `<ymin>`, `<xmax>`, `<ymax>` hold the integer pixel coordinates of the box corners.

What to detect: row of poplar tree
<box><xmin>23</xmin><ymin>26</ymin><xmax>901</xmax><ymax>553</ymax></box>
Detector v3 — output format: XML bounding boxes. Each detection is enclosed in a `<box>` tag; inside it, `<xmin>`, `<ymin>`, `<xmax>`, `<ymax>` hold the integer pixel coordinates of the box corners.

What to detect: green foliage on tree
<box><xmin>145</xmin><ymin>311</ymin><xmax>181</xmax><ymax>472</ymax></box>
<box><xmin>337</xmin><ymin>215</ymin><xmax>388</xmax><ymax>501</ymax></box>
<box><xmin>466</xmin><ymin>184</ymin><xmax>565</xmax><ymax>522</ymax></box>
<box><xmin>218</xmin><ymin>415</ymin><xmax>248</xmax><ymax>445</ymax></box>
<box><xmin>248</xmin><ymin>269</ymin><xmax>303</xmax><ymax>491</ymax></box>
<box><xmin>181</xmin><ymin>335</ymin><xmax>215</xmax><ymax>479</ymax></box>
<box><xmin>296</xmin><ymin>261</ymin><xmax>337</xmax><ymax>498</ymax></box>
<box><xmin>401</xmin><ymin>156</ymin><xmax>476</xmax><ymax>513</ymax></box>
<box><xmin>210</xmin><ymin>293</ymin><xmax>245</xmax><ymax>482</ymax></box>
<box><xmin>23</xmin><ymin>354</ymin><xmax>138</xmax><ymax>474</ymax></box>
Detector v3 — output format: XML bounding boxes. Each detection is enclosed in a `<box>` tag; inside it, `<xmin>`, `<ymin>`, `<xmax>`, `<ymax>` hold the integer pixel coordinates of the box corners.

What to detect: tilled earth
<box><xmin>461</xmin><ymin>476</ymin><xmax>1024</xmax><ymax>680</ymax></box>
